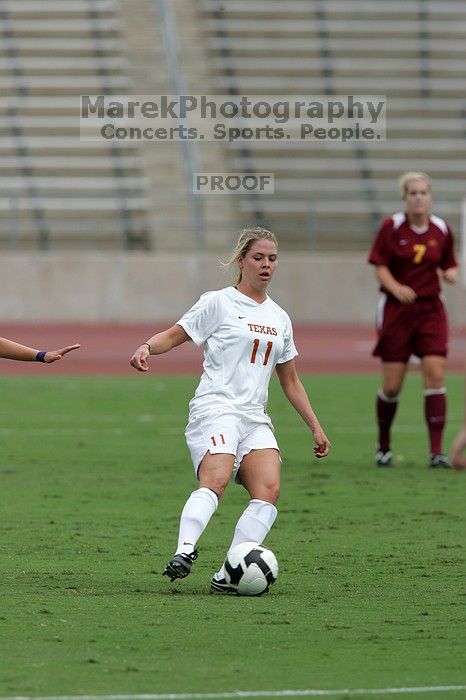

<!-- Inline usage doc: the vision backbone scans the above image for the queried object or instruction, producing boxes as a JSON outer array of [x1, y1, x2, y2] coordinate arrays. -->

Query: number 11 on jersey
[[250, 339, 273, 366]]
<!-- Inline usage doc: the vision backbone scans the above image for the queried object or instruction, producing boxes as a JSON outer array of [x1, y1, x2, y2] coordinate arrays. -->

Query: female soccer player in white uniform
[[130, 228, 331, 591]]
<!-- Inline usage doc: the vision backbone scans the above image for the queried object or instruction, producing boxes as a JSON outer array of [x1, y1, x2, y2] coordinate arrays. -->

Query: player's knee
[[383, 384, 401, 399], [208, 483, 227, 500], [255, 483, 280, 504], [425, 370, 444, 387], [200, 477, 228, 500]]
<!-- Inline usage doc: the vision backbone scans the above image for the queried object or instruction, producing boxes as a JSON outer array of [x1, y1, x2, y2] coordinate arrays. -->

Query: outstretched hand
[[44, 344, 80, 363]]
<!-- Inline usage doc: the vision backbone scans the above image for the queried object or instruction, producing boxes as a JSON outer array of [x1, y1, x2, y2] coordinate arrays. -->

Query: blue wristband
[[36, 351, 47, 363]]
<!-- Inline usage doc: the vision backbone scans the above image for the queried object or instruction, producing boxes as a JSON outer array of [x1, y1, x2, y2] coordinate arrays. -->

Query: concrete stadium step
[[0, 19, 121, 36], [2, 0, 118, 14], [232, 158, 466, 175], [0, 198, 151, 213], [0, 115, 132, 136], [0, 57, 128, 74], [0, 156, 143, 175], [0, 215, 149, 226], [0, 38, 122, 56], [0, 176, 149, 194], [6, 95, 463, 116], [0, 227, 151, 251], [0, 96, 115, 115], [0, 215, 151, 248], [211, 75, 466, 95], [0, 75, 128, 92], [211, 56, 466, 76], [238, 198, 455, 216], [0, 218, 149, 234], [0, 116, 128, 128], [226, 139, 466, 153], [206, 36, 466, 56], [203, 18, 466, 36], [3, 95, 460, 118], [0, 220, 148, 233], [201, 0, 466, 17], [268, 179, 466, 197], [380, 97, 466, 114], [0, 136, 134, 153]]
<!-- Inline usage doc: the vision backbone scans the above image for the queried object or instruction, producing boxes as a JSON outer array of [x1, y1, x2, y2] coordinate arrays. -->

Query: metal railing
[[154, 0, 206, 252]]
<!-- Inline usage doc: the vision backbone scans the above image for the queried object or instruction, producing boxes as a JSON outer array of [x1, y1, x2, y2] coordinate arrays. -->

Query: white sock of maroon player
[[175, 487, 218, 555], [424, 388, 446, 455], [376, 389, 399, 451], [215, 499, 277, 579]]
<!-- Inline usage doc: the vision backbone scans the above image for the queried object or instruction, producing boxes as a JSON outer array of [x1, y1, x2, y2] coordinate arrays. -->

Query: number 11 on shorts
[[250, 339, 273, 366], [210, 434, 225, 447]]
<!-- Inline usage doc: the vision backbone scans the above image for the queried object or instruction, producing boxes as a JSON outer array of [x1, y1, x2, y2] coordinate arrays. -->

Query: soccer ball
[[224, 541, 278, 596]]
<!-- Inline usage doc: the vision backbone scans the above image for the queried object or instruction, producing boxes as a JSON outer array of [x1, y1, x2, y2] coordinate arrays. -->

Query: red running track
[[1, 323, 465, 375]]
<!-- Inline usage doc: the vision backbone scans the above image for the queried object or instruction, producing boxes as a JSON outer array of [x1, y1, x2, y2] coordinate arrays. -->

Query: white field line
[[2, 686, 466, 700]]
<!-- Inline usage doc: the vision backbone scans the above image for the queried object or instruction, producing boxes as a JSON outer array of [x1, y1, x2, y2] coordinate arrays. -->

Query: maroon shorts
[[373, 295, 449, 362]]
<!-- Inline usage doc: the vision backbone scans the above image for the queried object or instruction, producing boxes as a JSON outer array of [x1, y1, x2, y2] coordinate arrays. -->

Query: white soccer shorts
[[185, 411, 279, 480]]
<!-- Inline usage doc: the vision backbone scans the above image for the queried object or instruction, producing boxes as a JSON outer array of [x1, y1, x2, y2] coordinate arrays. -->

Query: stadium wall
[[1, 253, 464, 325]]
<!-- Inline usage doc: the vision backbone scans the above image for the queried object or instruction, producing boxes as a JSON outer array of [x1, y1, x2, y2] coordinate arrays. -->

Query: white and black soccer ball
[[224, 541, 278, 596]]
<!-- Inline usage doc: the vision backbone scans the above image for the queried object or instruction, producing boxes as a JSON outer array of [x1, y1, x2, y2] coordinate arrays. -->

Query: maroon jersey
[[368, 212, 457, 299]]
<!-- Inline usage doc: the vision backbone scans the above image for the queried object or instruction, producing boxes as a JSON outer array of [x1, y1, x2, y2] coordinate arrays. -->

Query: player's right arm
[[130, 324, 190, 372], [375, 265, 417, 304], [369, 218, 416, 304]]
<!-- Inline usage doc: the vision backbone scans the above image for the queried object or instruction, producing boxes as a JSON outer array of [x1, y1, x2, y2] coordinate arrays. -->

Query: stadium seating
[[199, 0, 466, 250], [0, 0, 152, 249], [2, 0, 465, 251]]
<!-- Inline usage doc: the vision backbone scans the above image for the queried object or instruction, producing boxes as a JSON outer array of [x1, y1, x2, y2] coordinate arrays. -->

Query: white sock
[[378, 388, 399, 403], [216, 499, 277, 578], [175, 487, 218, 555]]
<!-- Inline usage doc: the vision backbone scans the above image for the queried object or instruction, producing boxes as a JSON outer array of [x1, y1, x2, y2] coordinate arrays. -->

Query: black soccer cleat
[[163, 548, 198, 582], [210, 574, 237, 594], [429, 453, 451, 469], [375, 447, 392, 467]]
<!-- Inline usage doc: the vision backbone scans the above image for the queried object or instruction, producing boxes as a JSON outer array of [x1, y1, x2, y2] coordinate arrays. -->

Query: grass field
[[0, 373, 465, 700]]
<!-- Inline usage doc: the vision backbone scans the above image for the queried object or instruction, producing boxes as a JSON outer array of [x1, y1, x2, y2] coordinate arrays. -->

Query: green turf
[[0, 374, 465, 699]]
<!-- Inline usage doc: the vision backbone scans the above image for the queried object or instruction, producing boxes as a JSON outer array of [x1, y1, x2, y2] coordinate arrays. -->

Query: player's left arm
[[275, 359, 331, 458], [0, 337, 80, 363], [440, 227, 458, 284], [442, 267, 458, 284]]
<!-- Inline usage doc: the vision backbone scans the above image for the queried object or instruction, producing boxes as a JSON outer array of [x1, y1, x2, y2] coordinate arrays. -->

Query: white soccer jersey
[[177, 286, 298, 417]]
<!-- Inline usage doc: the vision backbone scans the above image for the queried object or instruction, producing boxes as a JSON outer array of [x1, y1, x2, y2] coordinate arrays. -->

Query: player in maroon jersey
[[368, 172, 458, 468]]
